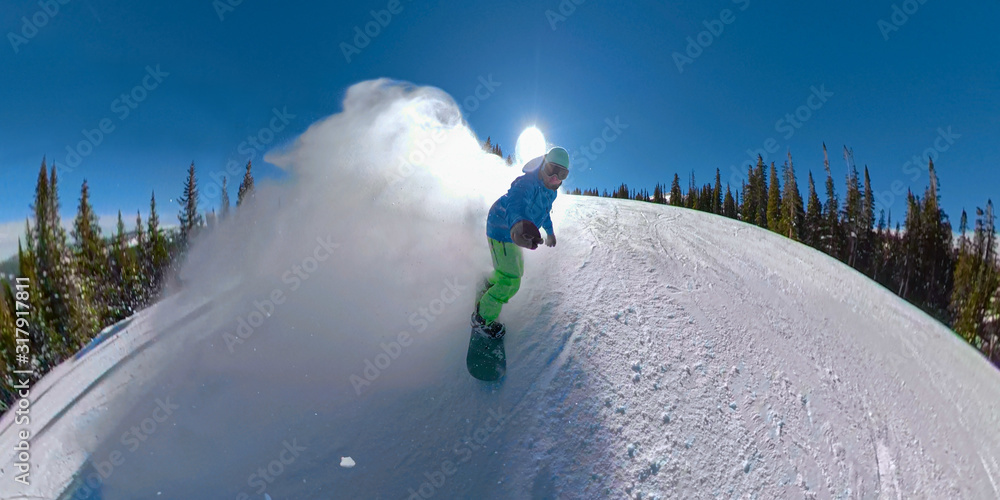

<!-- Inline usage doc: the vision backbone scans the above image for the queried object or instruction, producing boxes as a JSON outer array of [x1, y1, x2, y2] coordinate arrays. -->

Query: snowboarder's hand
[[511, 220, 544, 250], [545, 233, 556, 247]]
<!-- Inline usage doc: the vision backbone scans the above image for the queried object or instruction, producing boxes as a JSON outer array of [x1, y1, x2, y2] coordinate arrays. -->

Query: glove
[[545, 233, 556, 247], [511, 220, 544, 250]]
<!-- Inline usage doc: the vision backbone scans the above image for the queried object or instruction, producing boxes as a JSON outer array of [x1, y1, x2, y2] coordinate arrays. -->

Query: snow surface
[[2, 79, 999, 499], [1, 195, 999, 499]]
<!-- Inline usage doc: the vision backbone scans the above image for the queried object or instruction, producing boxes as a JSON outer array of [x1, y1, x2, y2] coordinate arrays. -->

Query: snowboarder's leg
[[477, 237, 524, 323]]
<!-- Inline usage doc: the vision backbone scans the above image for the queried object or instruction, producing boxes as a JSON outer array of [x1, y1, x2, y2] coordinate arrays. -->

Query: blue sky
[[1, 0, 998, 257]]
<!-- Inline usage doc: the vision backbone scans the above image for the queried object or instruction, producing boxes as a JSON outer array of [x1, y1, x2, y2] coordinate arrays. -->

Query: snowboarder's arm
[[542, 213, 553, 236]]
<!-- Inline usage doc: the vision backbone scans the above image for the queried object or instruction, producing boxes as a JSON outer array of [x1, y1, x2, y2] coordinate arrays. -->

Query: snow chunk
[[340, 456, 356, 468]]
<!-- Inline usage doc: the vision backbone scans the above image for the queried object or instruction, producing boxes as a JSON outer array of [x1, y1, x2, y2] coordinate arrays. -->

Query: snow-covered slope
[[3, 195, 999, 499]]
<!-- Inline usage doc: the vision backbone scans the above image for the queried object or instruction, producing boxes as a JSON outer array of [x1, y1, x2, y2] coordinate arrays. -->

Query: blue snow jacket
[[487, 156, 557, 243]]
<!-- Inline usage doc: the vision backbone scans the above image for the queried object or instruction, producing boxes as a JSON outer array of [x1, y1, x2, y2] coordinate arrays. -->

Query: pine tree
[[952, 209, 976, 341], [781, 153, 804, 241], [804, 172, 823, 250], [237, 160, 255, 207], [146, 191, 167, 292], [723, 184, 737, 219], [220, 177, 231, 219], [871, 208, 886, 284], [686, 172, 697, 209], [842, 151, 862, 268], [177, 162, 203, 247], [34, 162, 90, 358], [983, 204, 1000, 361], [951, 201, 998, 347], [899, 192, 921, 300], [669, 174, 683, 207], [859, 166, 876, 277], [713, 168, 722, 215], [29, 164, 51, 331], [821, 144, 842, 259], [755, 158, 769, 227], [105, 211, 133, 321], [766, 162, 782, 232], [35, 162, 63, 356], [918, 159, 954, 322], [135, 211, 148, 309], [741, 164, 757, 224], [652, 184, 664, 204], [698, 184, 713, 211], [26, 166, 51, 361], [884, 214, 904, 293], [109, 211, 128, 319], [72, 180, 109, 326]]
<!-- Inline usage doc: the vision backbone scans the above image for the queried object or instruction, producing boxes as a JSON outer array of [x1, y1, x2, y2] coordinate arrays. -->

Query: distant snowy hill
[[2, 195, 999, 500]]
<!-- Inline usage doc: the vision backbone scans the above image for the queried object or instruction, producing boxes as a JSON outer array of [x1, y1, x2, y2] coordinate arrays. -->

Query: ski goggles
[[543, 161, 569, 180]]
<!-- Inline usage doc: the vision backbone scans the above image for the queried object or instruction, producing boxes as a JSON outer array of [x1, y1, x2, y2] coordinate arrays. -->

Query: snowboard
[[467, 275, 506, 381], [466, 329, 506, 381]]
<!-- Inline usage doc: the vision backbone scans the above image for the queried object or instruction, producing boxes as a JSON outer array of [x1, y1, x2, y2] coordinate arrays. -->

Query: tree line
[[569, 144, 999, 364], [483, 136, 514, 166], [0, 158, 257, 413]]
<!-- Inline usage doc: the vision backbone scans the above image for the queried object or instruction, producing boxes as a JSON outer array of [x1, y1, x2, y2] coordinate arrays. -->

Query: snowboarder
[[472, 146, 570, 339]]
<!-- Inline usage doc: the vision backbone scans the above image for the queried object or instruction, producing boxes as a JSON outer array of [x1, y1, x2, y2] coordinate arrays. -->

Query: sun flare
[[515, 126, 546, 165]]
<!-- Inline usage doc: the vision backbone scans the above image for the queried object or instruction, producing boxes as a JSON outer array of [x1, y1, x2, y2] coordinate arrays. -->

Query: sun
[[514, 126, 546, 165]]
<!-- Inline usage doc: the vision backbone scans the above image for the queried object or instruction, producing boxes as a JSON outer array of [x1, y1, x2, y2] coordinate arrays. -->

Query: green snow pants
[[477, 237, 524, 324]]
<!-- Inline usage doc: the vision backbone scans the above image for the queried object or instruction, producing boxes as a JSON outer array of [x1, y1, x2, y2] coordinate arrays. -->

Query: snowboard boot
[[471, 312, 506, 340]]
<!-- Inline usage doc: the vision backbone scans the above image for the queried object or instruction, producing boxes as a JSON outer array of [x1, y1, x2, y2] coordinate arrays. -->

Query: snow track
[[3, 196, 999, 499]]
